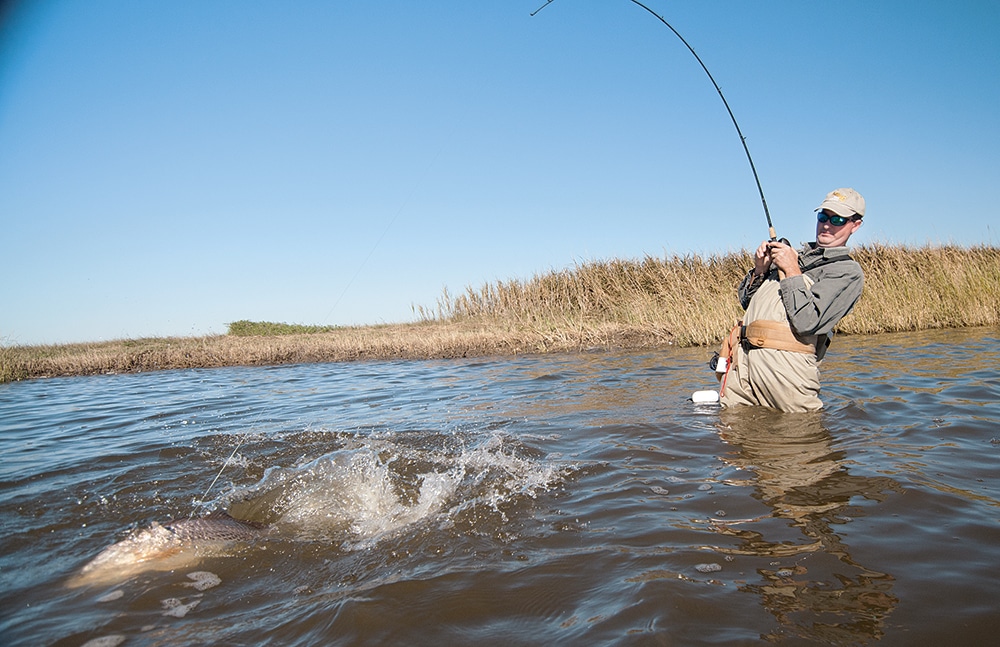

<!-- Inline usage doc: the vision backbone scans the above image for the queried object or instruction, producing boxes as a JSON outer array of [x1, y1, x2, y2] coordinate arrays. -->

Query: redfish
[[67, 511, 266, 588]]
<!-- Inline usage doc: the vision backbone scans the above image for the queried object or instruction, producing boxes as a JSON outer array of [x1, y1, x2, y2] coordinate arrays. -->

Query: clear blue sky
[[2, 1, 997, 346]]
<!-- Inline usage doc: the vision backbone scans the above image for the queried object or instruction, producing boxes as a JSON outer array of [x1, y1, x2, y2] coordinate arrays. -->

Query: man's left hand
[[766, 241, 801, 278]]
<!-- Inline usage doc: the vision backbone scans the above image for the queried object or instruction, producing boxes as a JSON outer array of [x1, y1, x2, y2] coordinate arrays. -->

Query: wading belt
[[742, 320, 817, 355]]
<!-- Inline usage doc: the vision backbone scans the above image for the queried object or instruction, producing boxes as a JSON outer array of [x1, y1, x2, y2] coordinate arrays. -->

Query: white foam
[[262, 448, 459, 545], [161, 597, 201, 617], [236, 431, 566, 548], [81, 636, 126, 647], [184, 571, 222, 590]]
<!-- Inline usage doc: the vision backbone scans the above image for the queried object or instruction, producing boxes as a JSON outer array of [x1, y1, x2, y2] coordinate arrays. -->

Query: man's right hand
[[753, 240, 773, 277]]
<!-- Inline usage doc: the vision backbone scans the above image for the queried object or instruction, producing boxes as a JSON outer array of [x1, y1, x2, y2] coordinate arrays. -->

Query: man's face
[[816, 209, 863, 248]]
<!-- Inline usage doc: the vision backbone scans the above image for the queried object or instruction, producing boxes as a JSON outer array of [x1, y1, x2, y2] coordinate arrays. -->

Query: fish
[[66, 511, 267, 588]]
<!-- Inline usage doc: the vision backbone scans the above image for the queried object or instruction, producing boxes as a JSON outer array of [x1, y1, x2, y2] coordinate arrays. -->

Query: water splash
[[227, 430, 570, 550]]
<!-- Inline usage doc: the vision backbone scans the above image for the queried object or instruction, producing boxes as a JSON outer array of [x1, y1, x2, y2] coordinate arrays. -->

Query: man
[[719, 188, 866, 412]]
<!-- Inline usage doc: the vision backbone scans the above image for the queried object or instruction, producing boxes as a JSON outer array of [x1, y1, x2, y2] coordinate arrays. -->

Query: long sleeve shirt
[[737, 243, 864, 337]]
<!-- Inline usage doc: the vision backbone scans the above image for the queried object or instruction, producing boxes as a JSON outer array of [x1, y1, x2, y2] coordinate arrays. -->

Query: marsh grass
[[845, 244, 1000, 333], [0, 322, 580, 383], [227, 320, 341, 336], [424, 244, 1000, 341], [3, 244, 998, 382], [420, 253, 752, 346]]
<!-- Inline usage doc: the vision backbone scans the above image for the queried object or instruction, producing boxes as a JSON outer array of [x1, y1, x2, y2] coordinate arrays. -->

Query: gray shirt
[[737, 243, 864, 337]]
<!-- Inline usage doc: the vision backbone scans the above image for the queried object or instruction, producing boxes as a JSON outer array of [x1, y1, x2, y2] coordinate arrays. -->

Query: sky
[[1, 0, 998, 346]]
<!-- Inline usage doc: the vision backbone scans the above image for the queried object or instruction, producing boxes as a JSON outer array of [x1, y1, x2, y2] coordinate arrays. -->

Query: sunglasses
[[817, 212, 860, 226]]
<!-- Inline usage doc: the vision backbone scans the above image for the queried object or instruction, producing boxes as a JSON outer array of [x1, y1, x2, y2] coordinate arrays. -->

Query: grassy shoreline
[[4, 244, 999, 383]]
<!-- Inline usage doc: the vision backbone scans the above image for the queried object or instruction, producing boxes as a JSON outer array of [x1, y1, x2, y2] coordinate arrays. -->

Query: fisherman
[[719, 188, 866, 412]]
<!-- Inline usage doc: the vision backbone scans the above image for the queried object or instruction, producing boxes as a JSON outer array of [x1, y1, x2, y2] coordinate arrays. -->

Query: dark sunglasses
[[817, 212, 860, 226]]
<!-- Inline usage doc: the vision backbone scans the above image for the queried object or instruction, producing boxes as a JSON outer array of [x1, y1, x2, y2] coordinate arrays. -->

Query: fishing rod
[[531, 0, 778, 242]]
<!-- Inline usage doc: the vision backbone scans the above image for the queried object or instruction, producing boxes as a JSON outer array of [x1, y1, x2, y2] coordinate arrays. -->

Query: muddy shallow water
[[1, 328, 998, 646]]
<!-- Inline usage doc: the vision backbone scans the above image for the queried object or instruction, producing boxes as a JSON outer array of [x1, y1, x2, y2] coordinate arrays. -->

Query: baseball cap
[[815, 188, 866, 218]]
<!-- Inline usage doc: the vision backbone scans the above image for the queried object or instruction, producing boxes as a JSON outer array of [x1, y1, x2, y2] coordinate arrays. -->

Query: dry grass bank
[[3, 244, 998, 383], [422, 252, 750, 347], [427, 243, 1000, 341], [845, 244, 1000, 333], [0, 321, 645, 383]]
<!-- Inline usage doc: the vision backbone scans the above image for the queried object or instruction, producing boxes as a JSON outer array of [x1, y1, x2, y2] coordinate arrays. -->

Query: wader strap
[[718, 322, 741, 368], [742, 320, 817, 355], [717, 322, 743, 393]]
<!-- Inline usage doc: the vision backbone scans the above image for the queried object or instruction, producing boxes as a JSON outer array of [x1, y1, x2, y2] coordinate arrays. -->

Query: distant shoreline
[[4, 244, 999, 383], [0, 320, 674, 383]]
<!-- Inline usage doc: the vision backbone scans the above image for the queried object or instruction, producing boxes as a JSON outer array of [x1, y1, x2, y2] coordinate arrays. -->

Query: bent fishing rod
[[532, 0, 779, 242]]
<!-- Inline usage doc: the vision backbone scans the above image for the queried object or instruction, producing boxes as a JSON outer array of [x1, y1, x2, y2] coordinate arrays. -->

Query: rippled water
[[1, 328, 998, 646]]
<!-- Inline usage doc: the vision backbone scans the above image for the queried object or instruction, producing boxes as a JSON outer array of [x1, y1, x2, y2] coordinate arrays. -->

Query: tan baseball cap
[[815, 188, 866, 218]]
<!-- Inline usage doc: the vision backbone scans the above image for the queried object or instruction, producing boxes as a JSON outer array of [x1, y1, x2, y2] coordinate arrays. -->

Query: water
[[1, 328, 998, 646]]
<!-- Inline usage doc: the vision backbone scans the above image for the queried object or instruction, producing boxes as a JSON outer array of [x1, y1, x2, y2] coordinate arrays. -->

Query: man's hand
[[752, 240, 773, 277], [765, 241, 801, 278]]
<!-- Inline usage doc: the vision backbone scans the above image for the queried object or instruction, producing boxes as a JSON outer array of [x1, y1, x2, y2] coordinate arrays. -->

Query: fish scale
[[163, 512, 266, 542]]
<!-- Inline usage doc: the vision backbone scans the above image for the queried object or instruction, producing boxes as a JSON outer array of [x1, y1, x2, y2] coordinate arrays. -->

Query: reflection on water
[[0, 328, 998, 646], [717, 408, 903, 643]]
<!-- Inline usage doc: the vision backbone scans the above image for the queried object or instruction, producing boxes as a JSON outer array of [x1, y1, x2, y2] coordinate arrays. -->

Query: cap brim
[[815, 200, 858, 218]]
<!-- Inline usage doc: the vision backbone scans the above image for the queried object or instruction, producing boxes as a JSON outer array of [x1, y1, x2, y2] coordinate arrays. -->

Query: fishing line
[[531, 0, 778, 241], [321, 145, 446, 326], [191, 408, 266, 517], [320, 204, 405, 325]]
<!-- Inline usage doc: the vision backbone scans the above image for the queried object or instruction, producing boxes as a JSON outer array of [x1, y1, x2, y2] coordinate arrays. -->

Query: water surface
[[1, 328, 998, 645]]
